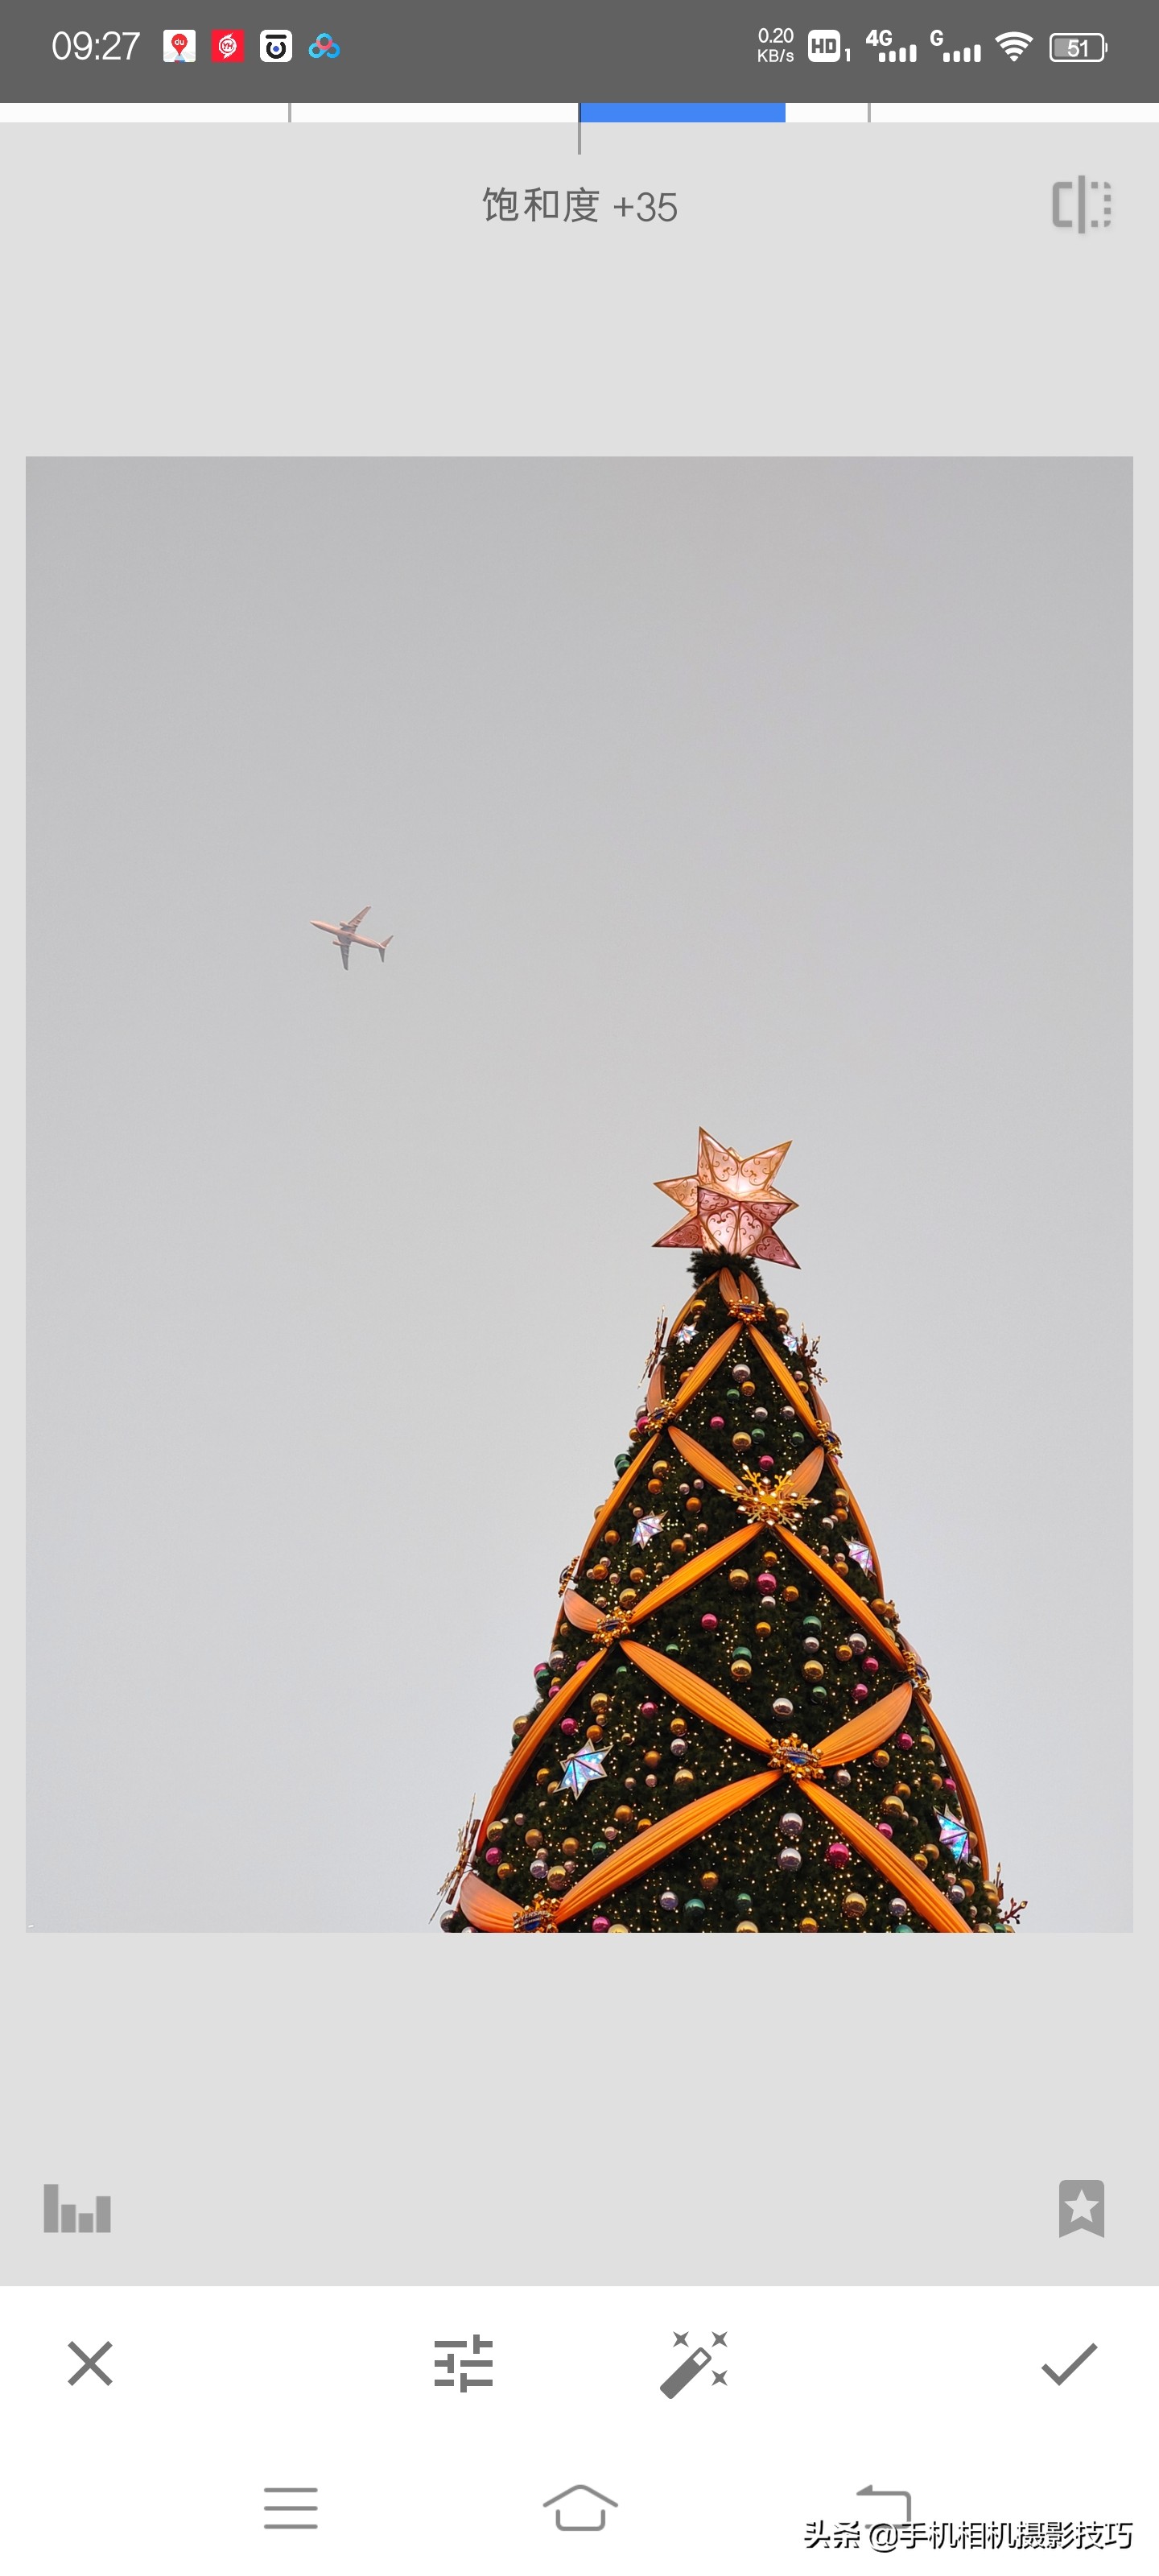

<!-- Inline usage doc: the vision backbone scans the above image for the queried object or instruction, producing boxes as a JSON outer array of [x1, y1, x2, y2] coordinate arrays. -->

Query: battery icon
[[1050, 32, 1107, 60]]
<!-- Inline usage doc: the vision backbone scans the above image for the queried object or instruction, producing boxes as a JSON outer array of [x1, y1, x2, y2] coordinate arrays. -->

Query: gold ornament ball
[[586, 1724, 604, 1744], [591, 1690, 610, 1711], [525, 1828, 542, 1849], [614, 1803, 634, 1826], [700, 1871, 720, 1893], [608, 1923, 630, 1934], [732, 1430, 753, 1451], [547, 1865, 567, 1892], [799, 1917, 819, 1934], [881, 1796, 905, 1819], [872, 1748, 891, 1769], [784, 1584, 800, 1604], [843, 1893, 868, 1923], [836, 1645, 852, 1664], [728, 1567, 750, 1589], [736, 1921, 760, 1934], [497, 1863, 514, 1881], [756, 1620, 771, 1638], [802, 1657, 823, 1682], [674, 1768, 695, 1790], [562, 1837, 579, 1858]]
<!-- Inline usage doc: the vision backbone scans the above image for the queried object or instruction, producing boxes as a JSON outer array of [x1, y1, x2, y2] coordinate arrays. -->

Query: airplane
[[311, 906, 393, 971]]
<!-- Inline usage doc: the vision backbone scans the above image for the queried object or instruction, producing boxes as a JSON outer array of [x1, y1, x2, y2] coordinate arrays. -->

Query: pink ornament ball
[[942, 1775, 958, 1796], [548, 1681, 561, 1696], [826, 1840, 851, 1868], [863, 1656, 879, 1675], [710, 1415, 725, 1430], [701, 1613, 718, 1631], [592, 1916, 610, 1932], [876, 1823, 894, 1839], [898, 1732, 914, 1750], [559, 1715, 578, 1736], [640, 1702, 657, 1717], [757, 1571, 777, 1593], [760, 1453, 775, 1469], [485, 1846, 501, 1866], [852, 1682, 868, 1704]]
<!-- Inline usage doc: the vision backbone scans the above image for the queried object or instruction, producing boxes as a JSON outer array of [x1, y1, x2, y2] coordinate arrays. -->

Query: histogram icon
[[44, 2183, 110, 2235]]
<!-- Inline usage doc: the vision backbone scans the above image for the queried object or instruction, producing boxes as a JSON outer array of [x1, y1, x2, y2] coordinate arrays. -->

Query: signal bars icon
[[996, 28, 1034, 56]]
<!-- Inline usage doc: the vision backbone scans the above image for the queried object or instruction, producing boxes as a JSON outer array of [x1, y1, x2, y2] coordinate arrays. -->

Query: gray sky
[[27, 457, 1131, 1932]]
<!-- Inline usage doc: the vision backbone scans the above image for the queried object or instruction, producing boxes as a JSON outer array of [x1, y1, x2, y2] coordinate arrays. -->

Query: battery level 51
[[1050, 31, 1107, 60]]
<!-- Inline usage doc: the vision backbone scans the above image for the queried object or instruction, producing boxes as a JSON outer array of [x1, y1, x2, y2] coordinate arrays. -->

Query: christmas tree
[[443, 1131, 1005, 1935]]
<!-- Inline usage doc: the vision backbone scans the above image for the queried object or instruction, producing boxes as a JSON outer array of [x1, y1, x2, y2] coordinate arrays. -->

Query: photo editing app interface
[[2, 7, 1155, 2568]]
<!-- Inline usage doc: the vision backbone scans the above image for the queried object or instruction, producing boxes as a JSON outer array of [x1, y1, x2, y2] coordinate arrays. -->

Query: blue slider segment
[[581, 102, 786, 122]]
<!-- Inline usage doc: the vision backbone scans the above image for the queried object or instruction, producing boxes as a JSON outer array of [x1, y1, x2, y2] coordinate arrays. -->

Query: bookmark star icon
[[1064, 2187, 1100, 2228]]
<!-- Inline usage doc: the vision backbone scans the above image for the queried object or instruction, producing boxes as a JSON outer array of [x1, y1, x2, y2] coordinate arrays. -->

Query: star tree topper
[[654, 1129, 799, 1267]]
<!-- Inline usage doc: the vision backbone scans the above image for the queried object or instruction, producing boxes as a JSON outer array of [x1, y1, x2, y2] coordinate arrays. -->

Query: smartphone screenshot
[[2, 6, 1152, 2566]]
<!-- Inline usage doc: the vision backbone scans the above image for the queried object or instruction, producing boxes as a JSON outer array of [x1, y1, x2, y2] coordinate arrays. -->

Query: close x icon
[[68, 2339, 112, 2386]]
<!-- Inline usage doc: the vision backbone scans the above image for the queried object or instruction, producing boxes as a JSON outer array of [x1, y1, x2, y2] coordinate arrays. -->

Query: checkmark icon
[[1041, 2342, 1097, 2385]]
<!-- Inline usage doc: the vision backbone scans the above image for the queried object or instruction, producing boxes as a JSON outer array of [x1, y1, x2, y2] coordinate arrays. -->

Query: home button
[[543, 2484, 619, 2533]]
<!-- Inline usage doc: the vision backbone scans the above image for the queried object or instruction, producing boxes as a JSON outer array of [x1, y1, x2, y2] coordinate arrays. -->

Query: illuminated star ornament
[[938, 1811, 971, 1864], [560, 1743, 608, 1800], [654, 1129, 799, 1267]]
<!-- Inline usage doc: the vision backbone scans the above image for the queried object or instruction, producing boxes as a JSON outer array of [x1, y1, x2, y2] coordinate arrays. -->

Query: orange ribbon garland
[[481, 1523, 761, 1838], [800, 1781, 970, 1933], [748, 1324, 882, 1579]]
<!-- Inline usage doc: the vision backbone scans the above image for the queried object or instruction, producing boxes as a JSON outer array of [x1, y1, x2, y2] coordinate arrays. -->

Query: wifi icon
[[996, 28, 1033, 57]]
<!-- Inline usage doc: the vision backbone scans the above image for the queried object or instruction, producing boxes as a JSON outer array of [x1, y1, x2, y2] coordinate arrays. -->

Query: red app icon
[[211, 27, 245, 60]]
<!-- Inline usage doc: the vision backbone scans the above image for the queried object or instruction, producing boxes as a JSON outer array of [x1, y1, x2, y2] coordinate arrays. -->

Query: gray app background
[[27, 456, 1130, 1935]]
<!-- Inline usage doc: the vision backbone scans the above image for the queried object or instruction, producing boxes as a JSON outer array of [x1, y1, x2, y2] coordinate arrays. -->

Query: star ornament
[[560, 1743, 608, 1800], [654, 1129, 798, 1267]]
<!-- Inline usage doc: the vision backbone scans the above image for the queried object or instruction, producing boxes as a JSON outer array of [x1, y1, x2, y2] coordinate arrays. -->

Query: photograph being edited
[[26, 457, 1131, 1936]]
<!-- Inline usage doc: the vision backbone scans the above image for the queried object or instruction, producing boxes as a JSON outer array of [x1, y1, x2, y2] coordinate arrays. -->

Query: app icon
[[210, 27, 245, 61], [259, 27, 292, 59], [308, 29, 340, 57], [163, 27, 197, 59]]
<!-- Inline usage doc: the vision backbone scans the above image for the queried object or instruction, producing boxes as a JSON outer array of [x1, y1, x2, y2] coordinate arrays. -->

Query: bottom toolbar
[[0, 2284, 1147, 2570]]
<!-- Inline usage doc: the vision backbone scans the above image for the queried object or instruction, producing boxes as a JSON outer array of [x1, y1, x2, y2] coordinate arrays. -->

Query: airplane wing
[[338, 938, 352, 969], [344, 905, 370, 930]]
